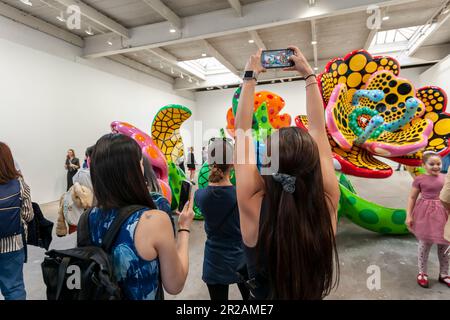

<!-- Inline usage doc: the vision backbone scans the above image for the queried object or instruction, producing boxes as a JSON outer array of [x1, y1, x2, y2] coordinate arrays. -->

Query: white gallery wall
[[195, 65, 429, 142], [0, 17, 196, 204], [420, 54, 450, 94]]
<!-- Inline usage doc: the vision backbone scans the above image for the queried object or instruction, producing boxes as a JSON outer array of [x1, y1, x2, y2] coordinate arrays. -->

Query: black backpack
[[41, 205, 148, 300]]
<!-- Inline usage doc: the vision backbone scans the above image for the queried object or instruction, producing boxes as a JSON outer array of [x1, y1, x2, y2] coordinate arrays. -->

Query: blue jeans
[[0, 249, 26, 300]]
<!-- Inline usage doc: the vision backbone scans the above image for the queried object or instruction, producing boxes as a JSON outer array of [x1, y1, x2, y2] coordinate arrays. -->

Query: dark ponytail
[[259, 127, 339, 299], [208, 138, 234, 183]]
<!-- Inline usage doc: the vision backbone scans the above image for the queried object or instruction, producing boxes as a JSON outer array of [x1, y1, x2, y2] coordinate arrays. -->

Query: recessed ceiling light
[[107, 39, 113, 46], [442, 8, 449, 15], [169, 28, 176, 33], [85, 26, 94, 36], [180, 73, 184, 79], [382, 16, 390, 21], [201, 53, 207, 57], [311, 40, 318, 45], [20, 0, 32, 6], [314, 67, 319, 71], [188, 77, 193, 83], [248, 39, 255, 44], [56, 11, 65, 22]]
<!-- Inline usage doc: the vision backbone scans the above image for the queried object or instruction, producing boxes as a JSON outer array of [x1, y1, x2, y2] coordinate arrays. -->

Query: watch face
[[244, 71, 254, 78]]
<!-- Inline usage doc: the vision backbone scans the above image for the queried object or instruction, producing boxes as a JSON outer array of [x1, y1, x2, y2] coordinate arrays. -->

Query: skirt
[[411, 198, 450, 245]]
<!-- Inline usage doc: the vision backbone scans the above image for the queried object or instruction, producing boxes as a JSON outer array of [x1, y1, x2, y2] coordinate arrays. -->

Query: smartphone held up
[[261, 49, 295, 69], [178, 180, 192, 213]]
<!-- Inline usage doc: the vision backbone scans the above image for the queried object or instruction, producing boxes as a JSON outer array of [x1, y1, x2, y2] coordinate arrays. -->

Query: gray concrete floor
[[11, 170, 450, 300]]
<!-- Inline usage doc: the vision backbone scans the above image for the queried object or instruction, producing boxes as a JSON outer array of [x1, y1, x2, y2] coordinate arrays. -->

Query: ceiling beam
[[201, 39, 239, 75], [84, 0, 421, 58], [364, 29, 377, 50], [406, 0, 450, 56], [53, 0, 129, 38], [227, 0, 242, 17], [109, 55, 174, 83], [142, 0, 181, 29], [249, 30, 266, 50], [148, 48, 206, 80], [0, 1, 84, 47]]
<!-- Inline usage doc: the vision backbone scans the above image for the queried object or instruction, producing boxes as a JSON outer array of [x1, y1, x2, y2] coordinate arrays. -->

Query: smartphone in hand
[[178, 180, 192, 213], [261, 49, 295, 69]]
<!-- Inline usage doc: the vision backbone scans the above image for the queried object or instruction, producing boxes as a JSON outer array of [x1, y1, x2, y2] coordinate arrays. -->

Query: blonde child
[[406, 151, 450, 288]]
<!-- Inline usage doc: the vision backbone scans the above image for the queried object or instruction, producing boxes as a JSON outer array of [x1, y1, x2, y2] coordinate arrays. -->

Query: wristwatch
[[243, 70, 258, 81]]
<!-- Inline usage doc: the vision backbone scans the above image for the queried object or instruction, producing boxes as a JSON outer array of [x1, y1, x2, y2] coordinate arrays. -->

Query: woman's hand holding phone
[[244, 49, 266, 75], [178, 190, 195, 230], [283, 45, 314, 77]]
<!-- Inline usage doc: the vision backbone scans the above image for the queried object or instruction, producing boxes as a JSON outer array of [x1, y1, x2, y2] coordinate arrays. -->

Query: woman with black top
[[186, 147, 196, 181], [234, 47, 340, 300], [195, 139, 249, 300], [65, 149, 80, 191]]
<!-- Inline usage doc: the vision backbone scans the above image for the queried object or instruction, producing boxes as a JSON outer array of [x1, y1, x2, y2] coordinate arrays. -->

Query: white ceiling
[[0, 0, 449, 91]]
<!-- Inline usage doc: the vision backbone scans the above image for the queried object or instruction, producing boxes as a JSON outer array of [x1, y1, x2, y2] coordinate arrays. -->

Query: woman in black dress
[[187, 147, 196, 181], [65, 149, 80, 190]]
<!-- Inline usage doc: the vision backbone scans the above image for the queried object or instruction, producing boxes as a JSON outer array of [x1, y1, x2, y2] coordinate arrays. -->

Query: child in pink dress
[[406, 152, 450, 288]]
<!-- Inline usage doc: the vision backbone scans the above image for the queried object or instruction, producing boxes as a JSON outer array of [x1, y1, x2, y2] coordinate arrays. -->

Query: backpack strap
[[77, 208, 93, 247], [101, 205, 148, 253]]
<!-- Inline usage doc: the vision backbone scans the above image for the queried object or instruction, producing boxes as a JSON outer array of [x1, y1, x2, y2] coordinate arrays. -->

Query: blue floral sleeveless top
[[89, 207, 160, 300]]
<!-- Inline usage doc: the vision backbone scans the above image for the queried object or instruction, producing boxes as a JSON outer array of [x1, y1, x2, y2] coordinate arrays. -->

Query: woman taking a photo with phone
[[234, 47, 340, 299], [87, 133, 194, 299], [195, 139, 249, 300]]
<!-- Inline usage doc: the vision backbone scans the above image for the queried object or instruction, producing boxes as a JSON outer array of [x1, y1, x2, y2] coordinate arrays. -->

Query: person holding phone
[[194, 139, 249, 301], [234, 47, 340, 299], [88, 133, 195, 299], [65, 149, 80, 191]]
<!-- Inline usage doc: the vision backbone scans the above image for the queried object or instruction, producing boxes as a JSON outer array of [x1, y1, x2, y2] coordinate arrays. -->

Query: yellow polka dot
[[347, 73, 362, 88], [333, 71, 338, 77], [378, 66, 384, 71], [333, 78, 338, 84], [348, 88, 357, 98], [435, 103, 443, 110], [338, 63, 348, 75], [338, 76, 347, 84], [437, 144, 446, 150], [435, 119, 450, 135], [434, 92, 440, 97], [334, 148, 348, 157], [363, 74, 371, 83], [438, 97, 444, 102], [431, 99, 437, 105], [426, 106, 433, 112], [393, 65, 398, 69], [388, 61, 393, 66], [365, 61, 377, 73], [349, 54, 367, 72], [429, 138, 444, 146], [380, 58, 388, 66], [331, 63, 337, 70], [428, 89, 433, 94]]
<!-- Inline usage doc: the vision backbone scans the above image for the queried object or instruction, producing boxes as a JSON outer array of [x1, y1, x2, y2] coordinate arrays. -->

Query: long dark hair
[[142, 156, 162, 194], [0, 142, 21, 184], [259, 127, 339, 299], [90, 134, 156, 210]]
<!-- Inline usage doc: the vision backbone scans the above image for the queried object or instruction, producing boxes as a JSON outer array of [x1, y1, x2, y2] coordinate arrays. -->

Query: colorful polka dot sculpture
[[338, 173, 409, 235], [152, 105, 192, 164], [295, 49, 450, 179], [226, 88, 291, 139], [111, 121, 171, 203]]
